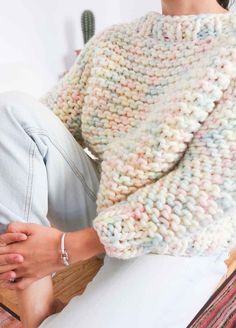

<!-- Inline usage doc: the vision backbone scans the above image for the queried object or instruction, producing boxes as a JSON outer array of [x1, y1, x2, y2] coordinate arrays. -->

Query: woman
[[0, 0, 236, 327]]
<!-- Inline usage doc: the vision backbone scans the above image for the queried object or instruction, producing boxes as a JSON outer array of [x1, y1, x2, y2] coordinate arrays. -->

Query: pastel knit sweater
[[42, 11, 236, 259]]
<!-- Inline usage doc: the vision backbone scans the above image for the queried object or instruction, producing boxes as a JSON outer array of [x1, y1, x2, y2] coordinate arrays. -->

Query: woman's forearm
[[65, 227, 105, 264], [0, 224, 106, 290]]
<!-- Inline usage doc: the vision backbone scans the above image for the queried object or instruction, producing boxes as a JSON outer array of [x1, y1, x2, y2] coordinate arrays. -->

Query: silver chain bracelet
[[60, 233, 70, 266]]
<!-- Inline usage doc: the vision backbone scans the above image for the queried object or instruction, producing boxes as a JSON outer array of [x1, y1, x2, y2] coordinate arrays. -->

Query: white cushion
[[40, 252, 228, 328]]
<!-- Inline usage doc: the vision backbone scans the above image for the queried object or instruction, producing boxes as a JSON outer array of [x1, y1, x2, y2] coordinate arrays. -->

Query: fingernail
[[19, 235, 27, 240], [14, 255, 22, 262]]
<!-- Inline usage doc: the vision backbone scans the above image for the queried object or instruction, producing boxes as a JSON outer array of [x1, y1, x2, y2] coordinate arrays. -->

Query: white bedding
[[40, 252, 228, 328]]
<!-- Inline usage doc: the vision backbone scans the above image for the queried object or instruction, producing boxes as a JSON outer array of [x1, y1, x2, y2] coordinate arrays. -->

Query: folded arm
[[93, 101, 236, 259]]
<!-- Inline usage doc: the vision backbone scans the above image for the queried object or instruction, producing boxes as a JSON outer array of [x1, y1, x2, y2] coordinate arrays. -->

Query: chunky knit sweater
[[42, 11, 236, 259]]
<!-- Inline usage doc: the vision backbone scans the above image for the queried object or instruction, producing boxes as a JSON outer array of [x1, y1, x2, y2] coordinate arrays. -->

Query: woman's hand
[[0, 232, 27, 281], [0, 222, 65, 290]]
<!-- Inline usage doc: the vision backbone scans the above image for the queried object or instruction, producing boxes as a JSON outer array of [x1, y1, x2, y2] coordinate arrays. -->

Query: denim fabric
[[0, 91, 100, 233]]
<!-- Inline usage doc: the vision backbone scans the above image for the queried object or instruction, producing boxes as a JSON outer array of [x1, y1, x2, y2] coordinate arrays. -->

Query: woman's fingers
[[0, 254, 24, 265], [2, 277, 35, 291], [0, 233, 27, 246], [0, 264, 20, 274], [0, 270, 16, 282]]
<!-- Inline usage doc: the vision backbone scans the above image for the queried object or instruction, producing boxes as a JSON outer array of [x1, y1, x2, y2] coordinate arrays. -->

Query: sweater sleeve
[[93, 100, 236, 259], [40, 35, 97, 146]]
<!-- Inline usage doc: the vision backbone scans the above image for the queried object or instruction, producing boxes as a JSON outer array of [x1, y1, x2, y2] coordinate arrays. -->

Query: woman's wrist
[[64, 228, 105, 264]]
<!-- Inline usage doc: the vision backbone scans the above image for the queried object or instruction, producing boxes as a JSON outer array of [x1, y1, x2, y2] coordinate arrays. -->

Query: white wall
[[1, 1, 235, 97], [120, 0, 161, 22], [0, 0, 122, 96]]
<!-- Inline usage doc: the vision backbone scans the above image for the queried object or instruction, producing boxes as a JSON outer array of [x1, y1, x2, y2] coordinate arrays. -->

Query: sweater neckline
[[140, 11, 236, 42]]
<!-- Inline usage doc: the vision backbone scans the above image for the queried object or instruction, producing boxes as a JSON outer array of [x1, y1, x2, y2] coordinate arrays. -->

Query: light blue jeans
[[0, 91, 101, 234], [0, 91, 229, 328]]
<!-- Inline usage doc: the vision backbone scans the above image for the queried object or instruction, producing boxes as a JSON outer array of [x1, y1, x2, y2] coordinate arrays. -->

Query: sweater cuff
[[92, 201, 153, 259]]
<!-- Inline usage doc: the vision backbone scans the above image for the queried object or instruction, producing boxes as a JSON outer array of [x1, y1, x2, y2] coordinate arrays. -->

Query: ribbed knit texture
[[42, 11, 236, 259]]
